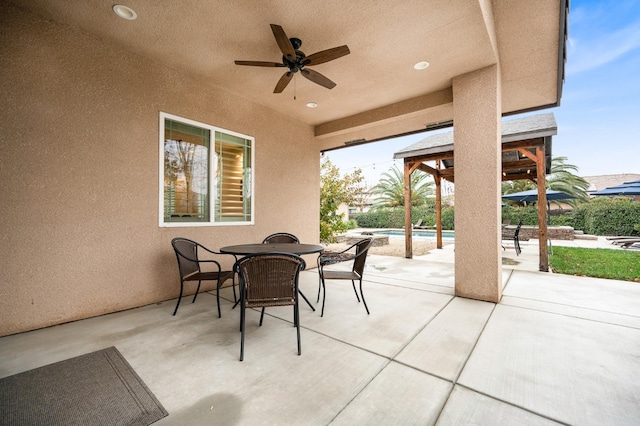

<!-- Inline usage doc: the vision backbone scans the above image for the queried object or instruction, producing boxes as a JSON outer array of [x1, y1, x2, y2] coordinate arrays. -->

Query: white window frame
[[158, 112, 255, 227]]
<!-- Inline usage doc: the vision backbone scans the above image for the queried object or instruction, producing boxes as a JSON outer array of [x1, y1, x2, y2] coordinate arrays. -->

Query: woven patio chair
[[502, 221, 522, 256], [235, 252, 306, 361], [171, 238, 237, 318], [262, 232, 300, 244], [317, 237, 374, 317]]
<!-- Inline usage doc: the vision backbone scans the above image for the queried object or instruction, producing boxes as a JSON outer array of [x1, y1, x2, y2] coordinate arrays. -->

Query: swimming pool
[[373, 229, 455, 240]]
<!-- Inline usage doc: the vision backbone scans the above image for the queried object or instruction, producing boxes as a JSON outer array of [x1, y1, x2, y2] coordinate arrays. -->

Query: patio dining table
[[220, 243, 325, 311], [220, 243, 324, 256]]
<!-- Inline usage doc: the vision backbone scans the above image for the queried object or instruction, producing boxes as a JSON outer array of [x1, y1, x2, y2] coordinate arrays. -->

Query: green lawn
[[549, 246, 640, 282]]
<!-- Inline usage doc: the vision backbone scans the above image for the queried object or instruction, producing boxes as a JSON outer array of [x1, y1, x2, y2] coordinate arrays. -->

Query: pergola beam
[[502, 159, 537, 170], [502, 172, 538, 181]]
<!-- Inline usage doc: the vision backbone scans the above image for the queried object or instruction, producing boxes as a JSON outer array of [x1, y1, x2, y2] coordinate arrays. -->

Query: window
[[159, 112, 253, 227]]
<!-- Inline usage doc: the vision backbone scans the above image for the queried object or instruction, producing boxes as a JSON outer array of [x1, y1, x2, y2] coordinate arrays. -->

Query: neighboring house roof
[[584, 174, 640, 192]]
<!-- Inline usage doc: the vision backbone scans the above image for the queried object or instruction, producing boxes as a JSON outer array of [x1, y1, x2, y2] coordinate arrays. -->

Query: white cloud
[[567, 2, 640, 75]]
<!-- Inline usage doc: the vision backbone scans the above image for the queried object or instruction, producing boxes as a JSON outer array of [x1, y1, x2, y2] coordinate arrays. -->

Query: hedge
[[353, 197, 640, 236], [354, 205, 455, 230], [502, 197, 640, 236], [581, 197, 640, 236]]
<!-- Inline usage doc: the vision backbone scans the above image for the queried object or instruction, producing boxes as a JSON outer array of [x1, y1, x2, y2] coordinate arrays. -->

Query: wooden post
[[435, 160, 443, 249], [536, 146, 549, 271], [404, 161, 413, 259]]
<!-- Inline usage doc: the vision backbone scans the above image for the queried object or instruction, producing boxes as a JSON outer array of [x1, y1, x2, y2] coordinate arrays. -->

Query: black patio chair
[[317, 237, 374, 317], [502, 221, 522, 256], [171, 238, 237, 317], [262, 233, 300, 244], [235, 253, 306, 361]]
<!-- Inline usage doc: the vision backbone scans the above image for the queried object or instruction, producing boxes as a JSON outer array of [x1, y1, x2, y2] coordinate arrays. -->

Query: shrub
[[355, 205, 456, 229], [345, 219, 358, 230], [503, 198, 640, 236], [356, 198, 640, 236], [441, 206, 455, 230], [501, 204, 539, 226], [581, 197, 640, 236]]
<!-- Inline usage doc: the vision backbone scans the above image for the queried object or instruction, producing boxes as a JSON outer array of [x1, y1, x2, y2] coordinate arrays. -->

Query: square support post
[[452, 65, 502, 303]]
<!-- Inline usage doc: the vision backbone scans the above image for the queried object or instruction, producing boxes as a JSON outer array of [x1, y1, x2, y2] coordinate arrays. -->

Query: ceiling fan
[[235, 24, 350, 93]]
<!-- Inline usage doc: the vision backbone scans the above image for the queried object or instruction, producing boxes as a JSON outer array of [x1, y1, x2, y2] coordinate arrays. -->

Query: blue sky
[[327, 0, 640, 187]]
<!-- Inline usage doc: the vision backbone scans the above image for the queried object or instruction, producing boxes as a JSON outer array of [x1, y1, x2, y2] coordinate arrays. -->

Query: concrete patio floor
[[1, 238, 639, 425]]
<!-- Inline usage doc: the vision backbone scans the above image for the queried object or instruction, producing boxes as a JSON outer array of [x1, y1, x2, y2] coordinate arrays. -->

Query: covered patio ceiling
[[8, 0, 568, 142]]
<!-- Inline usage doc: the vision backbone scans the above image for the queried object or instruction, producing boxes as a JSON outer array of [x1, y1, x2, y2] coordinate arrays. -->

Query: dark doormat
[[0, 346, 168, 426]]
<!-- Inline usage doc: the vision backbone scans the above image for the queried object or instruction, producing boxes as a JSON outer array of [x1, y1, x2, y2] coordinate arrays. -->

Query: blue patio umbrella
[[591, 180, 640, 196], [501, 189, 575, 203], [502, 189, 575, 226]]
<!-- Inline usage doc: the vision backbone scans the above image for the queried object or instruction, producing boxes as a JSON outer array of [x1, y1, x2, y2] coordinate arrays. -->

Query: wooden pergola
[[393, 113, 557, 271]]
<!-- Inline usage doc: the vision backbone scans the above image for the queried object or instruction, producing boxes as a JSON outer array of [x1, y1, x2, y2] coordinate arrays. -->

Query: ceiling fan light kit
[[235, 24, 350, 94]]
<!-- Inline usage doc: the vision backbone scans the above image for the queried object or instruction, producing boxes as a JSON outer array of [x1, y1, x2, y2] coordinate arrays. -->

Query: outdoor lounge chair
[[614, 238, 640, 249], [502, 221, 522, 256], [262, 232, 300, 244], [317, 237, 374, 317], [610, 237, 640, 244], [415, 222, 435, 230], [235, 253, 306, 361], [171, 238, 237, 318]]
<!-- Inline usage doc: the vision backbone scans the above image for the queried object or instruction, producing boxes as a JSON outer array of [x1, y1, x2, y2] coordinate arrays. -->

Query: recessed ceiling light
[[306, 102, 318, 108], [414, 61, 430, 70], [113, 4, 137, 20]]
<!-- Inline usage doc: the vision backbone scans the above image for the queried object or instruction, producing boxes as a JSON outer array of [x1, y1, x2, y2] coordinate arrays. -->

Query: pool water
[[373, 229, 455, 240]]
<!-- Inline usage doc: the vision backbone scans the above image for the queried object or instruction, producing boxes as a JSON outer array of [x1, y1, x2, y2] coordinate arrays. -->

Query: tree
[[370, 164, 433, 209], [164, 138, 208, 215], [501, 156, 589, 206], [320, 158, 366, 242], [501, 179, 535, 196], [547, 156, 590, 204]]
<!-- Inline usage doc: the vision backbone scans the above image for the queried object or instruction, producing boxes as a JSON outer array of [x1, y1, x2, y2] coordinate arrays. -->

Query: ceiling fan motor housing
[[283, 39, 306, 72]]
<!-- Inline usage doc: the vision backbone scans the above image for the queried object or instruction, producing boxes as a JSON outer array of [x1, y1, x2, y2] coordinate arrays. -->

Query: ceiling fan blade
[[235, 60, 286, 67], [270, 24, 295, 61], [300, 68, 336, 89], [274, 71, 293, 93], [303, 45, 350, 66]]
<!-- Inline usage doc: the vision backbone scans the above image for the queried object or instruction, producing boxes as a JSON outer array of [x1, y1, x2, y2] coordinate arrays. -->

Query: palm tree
[[547, 156, 590, 203], [370, 164, 434, 208], [501, 156, 589, 207], [501, 179, 535, 195]]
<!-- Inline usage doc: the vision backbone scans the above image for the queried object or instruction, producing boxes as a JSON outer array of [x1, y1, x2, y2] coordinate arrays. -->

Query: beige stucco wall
[[0, 5, 319, 336], [452, 65, 503, 303]]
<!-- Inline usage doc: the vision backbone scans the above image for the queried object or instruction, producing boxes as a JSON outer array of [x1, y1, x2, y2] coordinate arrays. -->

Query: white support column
[[452, 65, 502, 303]]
